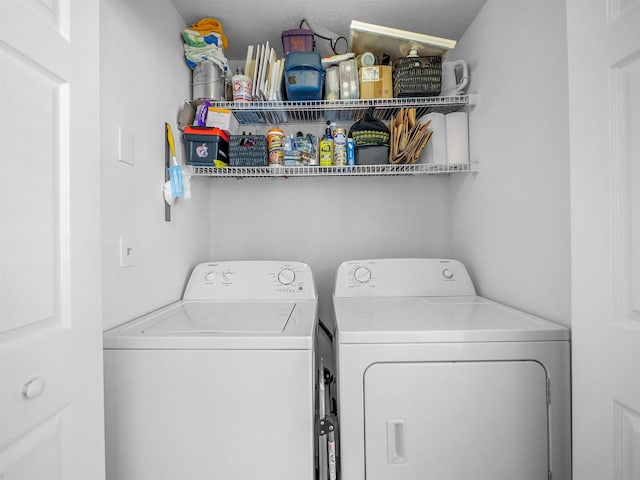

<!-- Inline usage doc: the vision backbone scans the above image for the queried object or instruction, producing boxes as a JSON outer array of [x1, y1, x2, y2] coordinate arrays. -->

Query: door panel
[[0, 48, 60, 334], [364, 361, 549, 480], [0, 412, 66, 480], [567, 0, 640, 478], [610, 7, 640, 326], [613, 401, 640, 480], [0, 0, 104, 478]]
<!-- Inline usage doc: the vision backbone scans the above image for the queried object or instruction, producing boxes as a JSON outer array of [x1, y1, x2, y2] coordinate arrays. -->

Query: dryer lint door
[[364, 361, 549, 480]]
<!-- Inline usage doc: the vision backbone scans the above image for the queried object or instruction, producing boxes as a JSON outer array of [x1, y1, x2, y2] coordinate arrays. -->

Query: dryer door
[[364, 361, 549, 480]]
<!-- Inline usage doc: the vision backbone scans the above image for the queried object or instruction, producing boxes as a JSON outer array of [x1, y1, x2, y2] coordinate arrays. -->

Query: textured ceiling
[[170, 0, 488, 60]]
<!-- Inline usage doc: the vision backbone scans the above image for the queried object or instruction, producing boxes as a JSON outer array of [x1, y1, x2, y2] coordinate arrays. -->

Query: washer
[[332, 258, 571, 480], [104, 260, 318, 480]]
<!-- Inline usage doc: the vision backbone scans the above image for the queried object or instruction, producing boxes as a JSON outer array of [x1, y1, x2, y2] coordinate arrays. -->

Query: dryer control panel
[[334, 258, 476, 297], [184, 261, 317, 300]]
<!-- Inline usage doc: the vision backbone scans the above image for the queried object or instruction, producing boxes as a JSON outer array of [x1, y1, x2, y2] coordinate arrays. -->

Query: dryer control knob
[[442, 268, 454, 280], [278, 268, 296, 285], [204, 271, 216, 282], [354, 266, 372, 284]]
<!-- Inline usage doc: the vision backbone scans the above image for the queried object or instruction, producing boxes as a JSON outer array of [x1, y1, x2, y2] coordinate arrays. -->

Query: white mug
[[440, 59, 469, 96]]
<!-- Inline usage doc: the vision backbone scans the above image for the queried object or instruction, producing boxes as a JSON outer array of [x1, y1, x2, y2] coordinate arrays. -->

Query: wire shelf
[[191, 163, 477, 178], [206, 95, 474, 125]]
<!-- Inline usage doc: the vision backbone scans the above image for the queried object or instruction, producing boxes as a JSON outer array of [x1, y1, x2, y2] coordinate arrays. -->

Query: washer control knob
[[222, 271, 233, 282], [354, 266, 372, 284], [442, 268, 454, 280], [204, 271, 216, 282], [278, 268, 296, 285]]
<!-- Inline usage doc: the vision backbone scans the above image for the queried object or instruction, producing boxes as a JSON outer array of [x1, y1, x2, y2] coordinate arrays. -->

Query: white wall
[[449, 0, 572, 325], [206, 1, 572, 327], [100, 0, 210, 330], [98, 0, 571, 330], [207, 175, 452, 325]]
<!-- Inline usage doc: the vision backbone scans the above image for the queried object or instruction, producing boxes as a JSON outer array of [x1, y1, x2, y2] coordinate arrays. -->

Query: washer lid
[[104, 299, 317, 350], [334, 296, 569, 343], [143, 302, 294, 334]]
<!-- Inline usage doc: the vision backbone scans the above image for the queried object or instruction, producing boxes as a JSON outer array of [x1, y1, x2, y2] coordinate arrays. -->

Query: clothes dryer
[[333, 258, 571, 480], [104, 261, 318, 480]]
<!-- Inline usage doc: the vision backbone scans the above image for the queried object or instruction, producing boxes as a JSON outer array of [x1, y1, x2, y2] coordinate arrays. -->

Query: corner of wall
[[100, 0, 211, 330], [447, 0, 571, 326]]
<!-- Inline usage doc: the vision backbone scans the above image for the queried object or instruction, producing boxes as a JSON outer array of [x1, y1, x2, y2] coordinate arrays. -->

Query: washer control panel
[[335, 258, 476, 297], [353, 266, 373, 284], [184, 261, 316, 300]]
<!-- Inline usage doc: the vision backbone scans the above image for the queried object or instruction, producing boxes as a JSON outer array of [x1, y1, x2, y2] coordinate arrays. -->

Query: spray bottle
[[319, 121, 334, 167], [346, 135, 355, 168]]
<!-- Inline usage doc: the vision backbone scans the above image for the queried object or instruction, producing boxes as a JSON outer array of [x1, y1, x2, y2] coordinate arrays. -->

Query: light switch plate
[[119, 234, 136, 267]]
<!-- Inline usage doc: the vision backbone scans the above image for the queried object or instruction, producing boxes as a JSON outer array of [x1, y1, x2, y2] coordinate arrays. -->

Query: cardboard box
[[205, 107, 238, 133], [358, 66, 393, 99]]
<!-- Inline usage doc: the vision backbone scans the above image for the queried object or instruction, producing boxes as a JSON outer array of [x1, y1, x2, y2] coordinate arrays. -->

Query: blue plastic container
[[284, 52, 325, 101]]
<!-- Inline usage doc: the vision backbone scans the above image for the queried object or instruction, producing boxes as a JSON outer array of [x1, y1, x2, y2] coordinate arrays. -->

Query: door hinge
[[548, 470, 552, 480], [318, 416, 336, 436], [546, 377, 551, 405]]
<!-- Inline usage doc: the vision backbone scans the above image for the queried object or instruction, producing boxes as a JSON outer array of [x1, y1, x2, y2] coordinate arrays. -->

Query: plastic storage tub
[[355, 145, 389, 165], [339, 59, 359, 100], [183, 126, 229, 167], [285, 52, 325, 101], [282, 29, 314, 55]]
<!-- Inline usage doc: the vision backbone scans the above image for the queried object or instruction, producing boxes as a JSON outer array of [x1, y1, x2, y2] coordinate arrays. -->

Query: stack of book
[[243, 42, 285, 101]]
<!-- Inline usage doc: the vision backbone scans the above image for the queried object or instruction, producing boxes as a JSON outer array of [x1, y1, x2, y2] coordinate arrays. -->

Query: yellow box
[[358, 66, 393, 99]]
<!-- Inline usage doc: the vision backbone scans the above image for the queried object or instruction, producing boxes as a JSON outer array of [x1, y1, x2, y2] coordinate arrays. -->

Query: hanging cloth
[[189, 18, 228, 50], [182, 28, 223, 48], [183, 43, 228, 72]]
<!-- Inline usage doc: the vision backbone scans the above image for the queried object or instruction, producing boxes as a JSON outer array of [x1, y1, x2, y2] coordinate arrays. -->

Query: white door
[[0, 1, 104, 479], [567, 0, 640, 479]]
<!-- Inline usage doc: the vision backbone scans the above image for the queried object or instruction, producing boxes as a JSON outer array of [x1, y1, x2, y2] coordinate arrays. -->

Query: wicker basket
[[393, 55, 442, 97], [228, 134, 268, 167]]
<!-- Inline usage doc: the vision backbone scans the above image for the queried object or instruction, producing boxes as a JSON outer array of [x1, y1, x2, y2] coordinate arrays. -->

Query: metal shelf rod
[[191, 163, 478, 178], [203, 95, 472, 125]]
